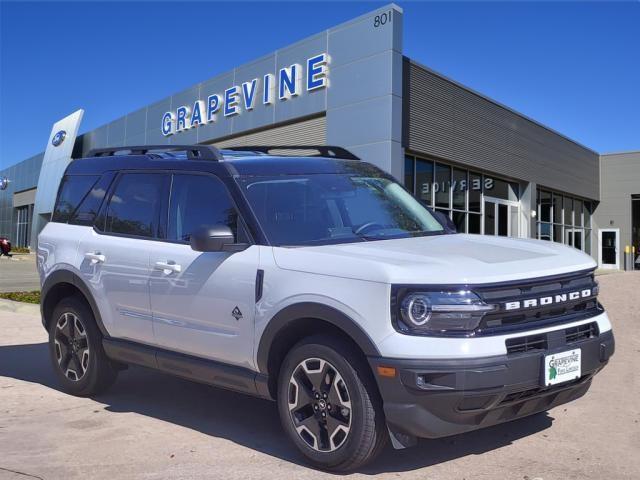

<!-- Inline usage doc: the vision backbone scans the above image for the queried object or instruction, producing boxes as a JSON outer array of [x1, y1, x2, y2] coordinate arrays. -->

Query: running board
[[103, 338, 272, 400]]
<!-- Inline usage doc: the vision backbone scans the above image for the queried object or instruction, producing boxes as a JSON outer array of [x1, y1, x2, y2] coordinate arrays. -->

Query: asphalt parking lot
[[0, 272, 638, 480], [0, 255, 40, 293]]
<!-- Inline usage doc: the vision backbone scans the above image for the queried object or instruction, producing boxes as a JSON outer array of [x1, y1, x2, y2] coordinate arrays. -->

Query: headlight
[[397, 290, 496, 335]]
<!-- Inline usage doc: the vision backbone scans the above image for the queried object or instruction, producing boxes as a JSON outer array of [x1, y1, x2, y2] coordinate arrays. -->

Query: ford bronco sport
[[38, 144, 614, 471]]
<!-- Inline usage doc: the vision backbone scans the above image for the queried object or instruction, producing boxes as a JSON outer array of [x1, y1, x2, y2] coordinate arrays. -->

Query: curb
[[0, 298, 41, 315]]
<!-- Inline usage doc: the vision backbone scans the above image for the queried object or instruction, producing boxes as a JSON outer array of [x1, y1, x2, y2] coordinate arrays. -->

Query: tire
[[48, 295, 117, 396], [277, 335, 387, 472]]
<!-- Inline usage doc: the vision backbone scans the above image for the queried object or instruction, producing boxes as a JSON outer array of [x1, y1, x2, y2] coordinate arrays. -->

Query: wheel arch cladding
[[257, 302, 381, 398], [41, 270, 108, 336]]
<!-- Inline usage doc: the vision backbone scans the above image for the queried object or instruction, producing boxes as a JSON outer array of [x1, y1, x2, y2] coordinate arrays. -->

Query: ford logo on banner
[[0, 176, 9, 191], [52, 130, 67, 147]]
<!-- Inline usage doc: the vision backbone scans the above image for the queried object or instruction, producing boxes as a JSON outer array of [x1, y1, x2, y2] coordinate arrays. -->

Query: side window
[[69, 173, 114, 226], [52, 175, 100, 223], [103, 173, 165, 238], [168, 174, 240, 243]]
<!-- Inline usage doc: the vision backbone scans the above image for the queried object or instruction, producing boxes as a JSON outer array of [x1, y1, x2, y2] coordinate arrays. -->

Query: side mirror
[[431, 210, 457, 234], [190, 225, 236, 252]]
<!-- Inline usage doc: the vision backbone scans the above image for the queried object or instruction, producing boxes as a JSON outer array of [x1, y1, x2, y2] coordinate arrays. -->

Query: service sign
[[162, 53, 329, 137]]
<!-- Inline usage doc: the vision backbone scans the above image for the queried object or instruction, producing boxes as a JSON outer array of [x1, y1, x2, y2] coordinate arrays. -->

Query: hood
[[272, 234, 596, 285]]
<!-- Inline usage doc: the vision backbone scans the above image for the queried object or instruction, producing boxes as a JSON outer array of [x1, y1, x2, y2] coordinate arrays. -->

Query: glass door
[[599, 229, 619, 269], [483, 197, 520, 237]]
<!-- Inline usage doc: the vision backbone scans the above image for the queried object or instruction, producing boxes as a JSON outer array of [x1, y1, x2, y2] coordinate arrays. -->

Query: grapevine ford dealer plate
[[544, 349, 582, 386]]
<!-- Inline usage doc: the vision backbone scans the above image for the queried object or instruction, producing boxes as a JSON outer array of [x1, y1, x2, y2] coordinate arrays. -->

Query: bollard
[[624, 245, 630, 271]]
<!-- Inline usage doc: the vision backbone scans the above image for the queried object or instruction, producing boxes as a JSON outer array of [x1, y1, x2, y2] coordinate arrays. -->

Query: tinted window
[[70, 173, 114, 226], [168, 174, 238, 243], [103, 173, 165, 237], [52, 175, 100, 223], [239, 174, 444, 246]]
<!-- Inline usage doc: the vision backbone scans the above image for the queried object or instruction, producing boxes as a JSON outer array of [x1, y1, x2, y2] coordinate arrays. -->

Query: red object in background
[[0, 237, 11, 256]]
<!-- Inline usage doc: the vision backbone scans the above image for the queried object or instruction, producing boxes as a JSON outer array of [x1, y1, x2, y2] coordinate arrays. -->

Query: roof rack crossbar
[[86, 145, 223, 161], [224, 145, 360, 160]]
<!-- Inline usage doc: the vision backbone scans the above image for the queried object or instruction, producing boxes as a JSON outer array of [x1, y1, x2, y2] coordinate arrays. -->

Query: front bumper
[[369, 329, 614, 442]]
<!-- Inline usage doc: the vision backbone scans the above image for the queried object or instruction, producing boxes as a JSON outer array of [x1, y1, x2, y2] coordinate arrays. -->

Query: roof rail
[[224, 145, 360, 160], [86, 145, 223, 161]]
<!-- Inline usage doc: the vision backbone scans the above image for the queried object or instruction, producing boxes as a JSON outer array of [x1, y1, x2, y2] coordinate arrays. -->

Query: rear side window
[[102, 173, 165, 238], [52, 175, 100, 223], [71, 173, 114, 226]]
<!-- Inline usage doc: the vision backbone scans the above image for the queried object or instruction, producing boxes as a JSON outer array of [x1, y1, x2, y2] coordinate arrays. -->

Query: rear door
[[148, 173, 258, 368], [78, 172, 168, 343]]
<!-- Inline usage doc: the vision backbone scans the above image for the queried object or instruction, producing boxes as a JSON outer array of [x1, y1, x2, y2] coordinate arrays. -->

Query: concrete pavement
[[0, 272, 638, 480]]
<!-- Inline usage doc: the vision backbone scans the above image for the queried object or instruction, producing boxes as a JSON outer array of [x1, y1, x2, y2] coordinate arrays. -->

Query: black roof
[[65, 145, 383, 177]]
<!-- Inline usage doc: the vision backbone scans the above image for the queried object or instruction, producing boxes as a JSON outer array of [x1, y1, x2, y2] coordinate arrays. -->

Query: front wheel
[[277, 335, 387, 471]]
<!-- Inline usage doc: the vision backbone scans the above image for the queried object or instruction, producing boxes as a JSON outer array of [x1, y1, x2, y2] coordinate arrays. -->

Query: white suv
[[38, 145, 614, 471]]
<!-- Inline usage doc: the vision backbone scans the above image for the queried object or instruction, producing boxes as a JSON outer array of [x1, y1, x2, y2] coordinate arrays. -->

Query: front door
[[483, 197, 520, 237], [148, 173, 258, 369], [599, 229, 620, 269]]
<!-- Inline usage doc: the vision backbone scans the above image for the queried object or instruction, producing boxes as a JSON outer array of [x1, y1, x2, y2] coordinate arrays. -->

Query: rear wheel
[[277, 335, 387, 471], [48, 296, 117, 396]]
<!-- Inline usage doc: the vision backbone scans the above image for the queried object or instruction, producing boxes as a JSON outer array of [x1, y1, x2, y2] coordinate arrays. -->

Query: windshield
[[238, 173, 445, 246]]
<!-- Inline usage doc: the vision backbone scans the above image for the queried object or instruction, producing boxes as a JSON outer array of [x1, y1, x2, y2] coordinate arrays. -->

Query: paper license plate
[[544, 349, 581, 386]]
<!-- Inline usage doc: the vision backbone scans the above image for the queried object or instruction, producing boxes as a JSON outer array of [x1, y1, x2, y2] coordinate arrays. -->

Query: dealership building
[[0, 4, 638, 270]]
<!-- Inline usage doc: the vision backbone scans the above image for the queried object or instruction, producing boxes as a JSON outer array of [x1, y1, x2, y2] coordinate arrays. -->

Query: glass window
[[539, 190, 552, 223], [584, 202, 592, 228], [468, 172, 482, 213], [553, 193, 562, 225], [415, 158, 433, 205], [70, 173, 114, 226], [452, 169, 467, 210], [404, 156, 415, 194], [468, 213, 481, 234], [585, 229, 592, 255], [554, 224, 563, 243], [168, 174, 238, 243], [485, 177, 518, 201], [103, 173, 165, 238], [539, 223, 551, 241], [238, 173, 445, 246], [52, 175, 100, 223], [574, 199, 583, 227], [434, 163, 451, 209], [564, 197, 573, 225], [452, 211, 466, 233]]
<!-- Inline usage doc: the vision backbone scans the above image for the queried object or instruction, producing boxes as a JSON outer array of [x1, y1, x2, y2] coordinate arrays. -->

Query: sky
[[0, 0, 638, 169]]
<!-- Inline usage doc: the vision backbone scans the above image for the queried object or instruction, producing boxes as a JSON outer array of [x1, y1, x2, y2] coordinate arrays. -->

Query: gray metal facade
[[0, 153, 43, 246], [593, 151, 640, 267], [403, 60, 600, 201]]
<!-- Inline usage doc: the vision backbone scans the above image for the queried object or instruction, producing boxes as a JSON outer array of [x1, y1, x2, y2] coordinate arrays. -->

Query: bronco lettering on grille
[[504, 289, 592, 311]]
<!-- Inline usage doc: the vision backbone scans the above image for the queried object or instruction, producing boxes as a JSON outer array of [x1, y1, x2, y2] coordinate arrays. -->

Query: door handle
[[84, 252, 106, 264], [154, 261, 182, 274]]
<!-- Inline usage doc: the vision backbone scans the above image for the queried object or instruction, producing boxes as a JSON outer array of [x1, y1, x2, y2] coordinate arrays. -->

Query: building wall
[[214, 115, 326, 148], [0, 153, 43, 246], [403, 60, 600, 201], [78, 4, 403, 178], [593, 151, 640, 268]]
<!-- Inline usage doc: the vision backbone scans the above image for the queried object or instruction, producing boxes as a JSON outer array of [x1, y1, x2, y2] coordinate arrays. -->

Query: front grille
[[505, 334, 548, 354], [476, 269, 599, 334], [565, 322, 599, 344]]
